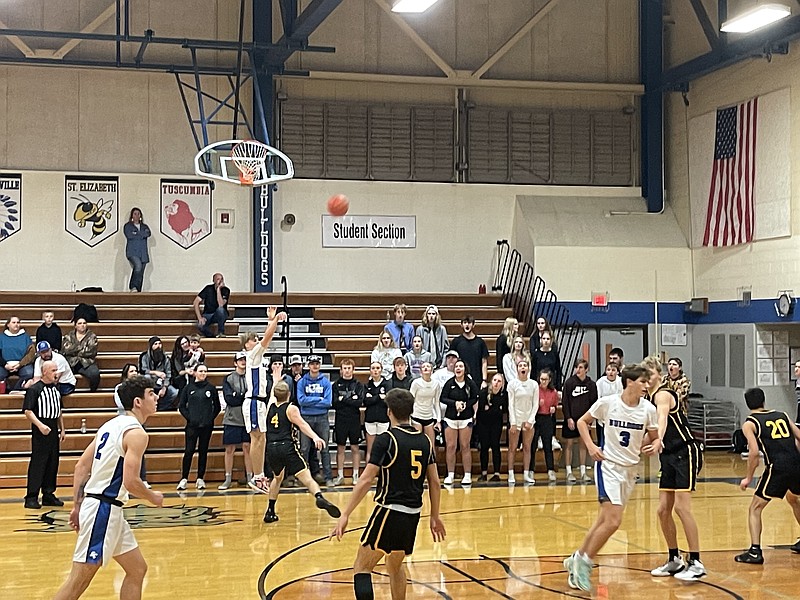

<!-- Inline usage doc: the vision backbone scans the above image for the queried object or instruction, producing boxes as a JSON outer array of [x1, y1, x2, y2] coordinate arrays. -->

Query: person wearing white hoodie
[[506, 359, 539, 484]]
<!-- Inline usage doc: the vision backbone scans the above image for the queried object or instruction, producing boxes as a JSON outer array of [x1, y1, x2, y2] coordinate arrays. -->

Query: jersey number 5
[[766, 420, 790, 439], [410, 450, 423, 479], [94, 432, 110, 460]]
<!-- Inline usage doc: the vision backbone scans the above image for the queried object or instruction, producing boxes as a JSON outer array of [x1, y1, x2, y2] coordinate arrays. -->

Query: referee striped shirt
[[22, 381, 62, 422]]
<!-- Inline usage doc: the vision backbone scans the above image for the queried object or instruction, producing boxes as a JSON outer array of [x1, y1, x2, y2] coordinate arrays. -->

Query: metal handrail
[[280, 276, 290, 361], [492, 240, 586, 381]]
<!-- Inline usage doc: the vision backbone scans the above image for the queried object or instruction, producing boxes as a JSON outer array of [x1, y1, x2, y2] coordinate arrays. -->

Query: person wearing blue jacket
[[123, 207, 151, 293], [297, 355, 333, 486], [0, 316, 34, 390], [384, 303, 415, 354]]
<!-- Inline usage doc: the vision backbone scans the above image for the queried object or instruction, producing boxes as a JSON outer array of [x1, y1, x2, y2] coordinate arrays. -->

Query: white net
[[231, 140, 270, 185]]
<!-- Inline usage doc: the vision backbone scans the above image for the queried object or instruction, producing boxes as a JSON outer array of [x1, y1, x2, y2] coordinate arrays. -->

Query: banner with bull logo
[[65, 175, 119, 247], [0, 173, 22, 242], [160, 179, 212, 249]]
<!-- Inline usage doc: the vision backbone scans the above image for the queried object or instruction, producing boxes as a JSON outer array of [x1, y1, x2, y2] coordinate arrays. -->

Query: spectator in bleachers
[[503, 336, 531, 383], [609, 347, 625, 372], [288, 354, 304, 403], [532, 331, 562, 390], [332, 358, 364, 485], [139, 336, 178, 410], [27, 341, 77, 396], [170, 336, 193, 392], [561, 359, 598, 483], [410, 361, 442, 447], [390, 356, 413, 390], [384, 303, 415, 354], [530, 316, 557, 351], [596, 362, 623, 399], [663, 357, 691, 410], [440, 359, 479, 486], [0, 315, 34, 391], [176, 364, 220, 491], [219, 351, 253, 491], [416, 305, 449, 368], [194, 272, 230, 338], [532, 368, 560, 483], [363, 361, 392, 460], [476, 372, 507, 482], [371, 331, 402, 379], [113, 363, 150, 488], [404, 334, 432, 379], [35, 310, 62, 351], [61, 318, 100, 392], [433, 349, 459, 387], [507, 359, 539, 484], [297, 355, 334, 487], [186, 334, 206, 371], [496, 317, 519, 379], [450, 315, 489, 390], [267, 355, 294, 401], [124, 207, 151, 293]]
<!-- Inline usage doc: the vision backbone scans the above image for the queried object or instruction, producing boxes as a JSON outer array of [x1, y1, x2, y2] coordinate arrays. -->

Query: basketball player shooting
[[53, 375, 163, 600]]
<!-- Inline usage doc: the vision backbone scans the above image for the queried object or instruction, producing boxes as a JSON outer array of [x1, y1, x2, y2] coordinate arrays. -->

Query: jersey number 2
[[94, 432, 110, 460], [619, 431, 631, 447], [410, 450, 423, 479]]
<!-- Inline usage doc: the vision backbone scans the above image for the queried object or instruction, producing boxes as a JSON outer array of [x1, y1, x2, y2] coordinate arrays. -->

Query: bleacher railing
[[491, 240, 585, 379]]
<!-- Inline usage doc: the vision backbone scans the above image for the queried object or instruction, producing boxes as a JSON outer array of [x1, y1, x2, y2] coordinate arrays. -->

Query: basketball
[[327, 194, 349, 216]]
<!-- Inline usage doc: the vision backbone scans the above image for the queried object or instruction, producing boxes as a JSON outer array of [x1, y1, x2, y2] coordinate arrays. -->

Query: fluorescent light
[[720, 3, 791, 33], [391, 0, 439, 13]]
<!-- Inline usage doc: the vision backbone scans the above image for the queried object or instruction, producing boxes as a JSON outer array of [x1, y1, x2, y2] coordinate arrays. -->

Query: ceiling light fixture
[[392, 0, 439, 13], [720, 3, 791, 33]]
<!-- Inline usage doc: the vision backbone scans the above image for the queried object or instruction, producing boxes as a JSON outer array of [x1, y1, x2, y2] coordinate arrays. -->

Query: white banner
[[160, 179, 212, 249], [0, 173, 22, 242], [322, 215, 416, 248], [65, 175, 119, 247]]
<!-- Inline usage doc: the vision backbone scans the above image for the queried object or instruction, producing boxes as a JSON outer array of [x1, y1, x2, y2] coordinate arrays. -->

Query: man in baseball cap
[[25, 341, 77, 396]]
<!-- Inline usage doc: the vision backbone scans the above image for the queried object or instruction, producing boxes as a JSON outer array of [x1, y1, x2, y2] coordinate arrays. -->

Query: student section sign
[[322, 215, 416, 248]]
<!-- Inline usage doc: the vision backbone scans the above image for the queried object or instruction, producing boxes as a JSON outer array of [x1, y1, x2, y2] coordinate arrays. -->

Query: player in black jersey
[[332, 388, 446, 600], [643, 357, 705, 581], [735, 387, 800, 564], [262, 381, 340, 523]]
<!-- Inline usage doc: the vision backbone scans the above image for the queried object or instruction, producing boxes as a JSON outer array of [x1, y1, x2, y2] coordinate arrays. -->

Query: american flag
[[702, 98, 758, 247]]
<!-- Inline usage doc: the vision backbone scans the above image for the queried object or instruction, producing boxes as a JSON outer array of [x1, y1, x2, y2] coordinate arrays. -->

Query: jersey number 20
[[766, 420, 790, 439]]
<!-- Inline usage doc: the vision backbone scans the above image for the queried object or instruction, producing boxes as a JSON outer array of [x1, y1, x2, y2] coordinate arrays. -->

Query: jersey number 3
[[410, 450, 423, 479], [619, 431, 631, 447], [94, 432, 110, 460]]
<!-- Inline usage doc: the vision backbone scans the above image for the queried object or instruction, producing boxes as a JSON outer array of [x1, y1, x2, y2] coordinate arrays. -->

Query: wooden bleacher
[[0, 291, 563, 489]]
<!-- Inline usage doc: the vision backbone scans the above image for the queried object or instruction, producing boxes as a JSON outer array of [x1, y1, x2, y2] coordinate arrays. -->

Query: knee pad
[[353, 572, 374, 600]]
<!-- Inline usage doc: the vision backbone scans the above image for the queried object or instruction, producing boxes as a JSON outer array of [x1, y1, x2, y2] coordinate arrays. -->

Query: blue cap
[[36, 340, 51, 353]]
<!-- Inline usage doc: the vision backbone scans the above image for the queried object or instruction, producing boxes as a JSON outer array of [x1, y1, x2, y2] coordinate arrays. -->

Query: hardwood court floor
[[2, 453, 799, 599]]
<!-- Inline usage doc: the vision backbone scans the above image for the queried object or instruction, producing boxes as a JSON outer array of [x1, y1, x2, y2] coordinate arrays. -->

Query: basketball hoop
[[231, 140, 270, 186]]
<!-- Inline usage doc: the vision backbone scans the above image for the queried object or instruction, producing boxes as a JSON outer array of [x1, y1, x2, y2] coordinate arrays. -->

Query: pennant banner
[[65, 175, 119, 247], [160, 179, 213, 250], [0, 173, 22, 242]]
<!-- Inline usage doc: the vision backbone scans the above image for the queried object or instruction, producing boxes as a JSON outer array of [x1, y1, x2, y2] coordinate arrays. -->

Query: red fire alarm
[[591, 292, 609, 307]]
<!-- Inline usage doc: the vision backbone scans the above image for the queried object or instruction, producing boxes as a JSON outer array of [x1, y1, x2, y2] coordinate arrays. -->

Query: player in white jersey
[[53, 375, 162, 600], [241, 306, 287, 493], [564, 364, 661, 592]]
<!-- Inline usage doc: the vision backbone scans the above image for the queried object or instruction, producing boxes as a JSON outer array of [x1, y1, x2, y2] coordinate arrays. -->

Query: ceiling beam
[[472, 0, 563, 79], [268, 0, 345, 65], [53, 3, 117, 60], [688, 0, 720, 51], [0, 19, 34, 58], [372, 0, 456, 78]]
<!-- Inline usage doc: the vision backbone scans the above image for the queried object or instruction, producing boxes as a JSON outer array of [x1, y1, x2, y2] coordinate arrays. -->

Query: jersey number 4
[[94, 432, 110, 460], [766, 420, 790, 439]]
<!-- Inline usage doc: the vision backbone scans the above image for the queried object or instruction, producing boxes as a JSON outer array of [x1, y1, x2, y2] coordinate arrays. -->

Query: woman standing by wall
[[123, 207, 151, 293]]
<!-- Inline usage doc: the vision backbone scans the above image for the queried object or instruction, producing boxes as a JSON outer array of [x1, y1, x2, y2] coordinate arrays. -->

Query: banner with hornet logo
[[65, 175, 119, 247], [0, 173, 22, 242], [160, 179, 212, 249]]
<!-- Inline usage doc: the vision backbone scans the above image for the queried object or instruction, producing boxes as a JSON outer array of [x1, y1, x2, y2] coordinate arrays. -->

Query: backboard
[[194, 139, 294, 187]]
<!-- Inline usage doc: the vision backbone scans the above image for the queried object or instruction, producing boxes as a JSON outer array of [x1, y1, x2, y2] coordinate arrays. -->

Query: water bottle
[[80, 419, 87, 434], [71, 281, 77, 293]]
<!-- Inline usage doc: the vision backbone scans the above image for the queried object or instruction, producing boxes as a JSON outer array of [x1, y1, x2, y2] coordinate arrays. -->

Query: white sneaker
[[551, 437, 562, 451], [567, 471, 577, 483], [143, 481, 152, 490], [331, 475, 344, 486], [352, 473, 359, 485], [176, 478, 188, 491], [461, 473, 472, 486], [443, 474, 454, 485], [651, 555, 686, 577], [196, 478, 206, 489], [508, 471, 516, 484], [537, 438, 543, 450], [248, 477, 269, 494], [674, 559, 706, 581], [581, 472, 592, 483], [548, 470, 557, 481], [523, 471, 535, 484], [217, 479, 232, 491]]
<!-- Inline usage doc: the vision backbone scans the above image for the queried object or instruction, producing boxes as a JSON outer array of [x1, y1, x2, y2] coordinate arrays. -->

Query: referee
[[23, 360, 65, 509]]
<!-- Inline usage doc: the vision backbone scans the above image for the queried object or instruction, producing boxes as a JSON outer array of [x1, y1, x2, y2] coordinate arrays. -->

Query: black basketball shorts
[[267, 441, 308, 479], [360, 505, 421, 556], [755, 463, 800, 501], [659, 442, 703, 492]]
